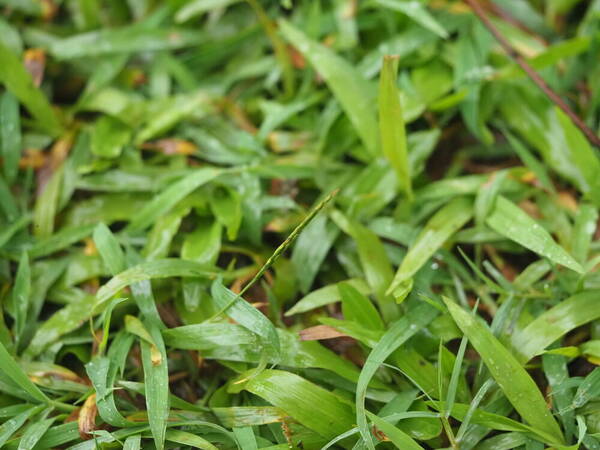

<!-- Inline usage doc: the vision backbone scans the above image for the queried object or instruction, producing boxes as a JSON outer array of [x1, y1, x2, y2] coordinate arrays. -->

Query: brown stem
[[464, 0, 600, 148]]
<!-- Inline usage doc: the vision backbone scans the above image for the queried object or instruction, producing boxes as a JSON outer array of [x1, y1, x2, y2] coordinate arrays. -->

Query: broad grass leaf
[[90, 116, 131, 159], [25, 291, 97, 357], [241, 369, 354, 439], [388, 197, 473, 295], [211, 280, 280, 359], [443, 297, 565, 445], [285, 278, 369, 316], [339, 281, 384, 331], [511, 290, 600, 363], [278, 19, 378, 156], [486, 196, 583, 273]]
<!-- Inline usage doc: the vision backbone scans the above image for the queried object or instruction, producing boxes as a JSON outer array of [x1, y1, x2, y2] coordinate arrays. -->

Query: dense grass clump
[[0, 1, 599, 449]]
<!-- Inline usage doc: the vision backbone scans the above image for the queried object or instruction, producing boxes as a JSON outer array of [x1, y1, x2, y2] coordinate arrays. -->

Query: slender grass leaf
[[388, 197, 473, 295], [0, 42, 62, 136], [0, 406, 40, 447], [29, 224, 95, 258], [291, 214, 339, 293], [93, 223, 126, 275], [0, 340, 48, 402], [379, 55, 412, 199], [140, 332, 168, 450], [486, 196, 582, 273], [443, 297, 564, 445], [331, 210, 397, 321], [142, 208, 189, 260], [366, 412, 424, 450], [356, 302, 439, 450], [0, 92, 21, 183], [0, 175, 18, 221], [165, 430, 218, 450], [210, 186, 242, 241], [339, 281, 384, 331], [278, 19, 378, 156], [16, 416, 54, 450], [571, 204, 597, 264], [33, 164, 64, 238]]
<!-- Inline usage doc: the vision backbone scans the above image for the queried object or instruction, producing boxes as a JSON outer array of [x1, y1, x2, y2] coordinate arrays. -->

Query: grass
[[0, 1, 600, 449]]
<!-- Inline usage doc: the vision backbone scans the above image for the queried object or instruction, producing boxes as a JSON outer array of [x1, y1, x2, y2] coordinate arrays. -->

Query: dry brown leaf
[[24, 49, 46, 87], [299, 325, 347, 341], [78, 393, 97, 440]]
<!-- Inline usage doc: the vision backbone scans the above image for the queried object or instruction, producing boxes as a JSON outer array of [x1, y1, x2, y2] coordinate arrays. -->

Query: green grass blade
[[511, 290, 600, 363], [126, 168, 222, 232], [0, 406, 40, 447], [379, 55, 412, 200], [165, 430, 218, 450], [388, 197, 473, 295], [211, 280, 280, 359], [443, 297, 564, 445], [278, 19, 378, 156], [487, 196, 583, 273], [285, 279, 370, 316], [33, 165, 64, 238], [373, 0, 448, 38], [356, 303, 439, 450], [17, 416, 55, 450], [93, 223, 126, 275], [9, 252, 30, 348], [331, 210, 397, 321], [241, 369, 354, 439], [0, 340, 48, 403], [0, 92, 21, 183], [367, 412, 424, 450], [95, 259, 216, 307], [0, 42, 62, 136]]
